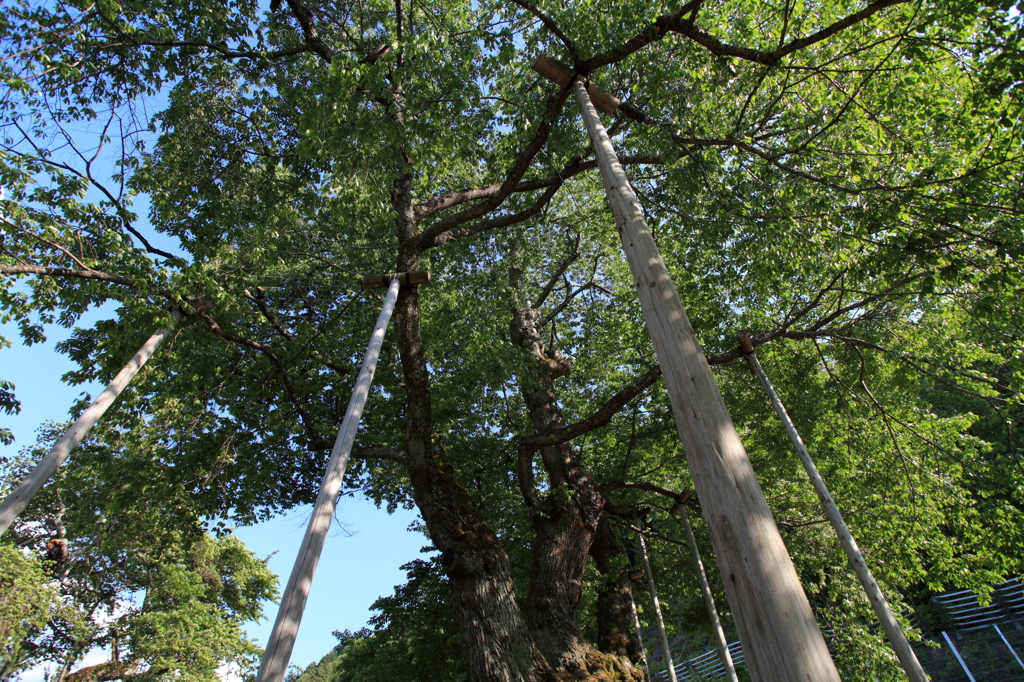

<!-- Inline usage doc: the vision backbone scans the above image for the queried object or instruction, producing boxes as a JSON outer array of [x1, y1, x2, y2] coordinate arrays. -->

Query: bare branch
[[533, 236, 581, 309], [413, 155, 661, 221], [516, 444, 543, 511], [600, 480, 699, 513], [0, 263, 135, 287], [282, 0, 333, 62], [87, 39, 315, 61], [585, 0, 909, 70], [416, 87, 571, 246], [420, 184, 562, 250], [352, 446, 407, 463]]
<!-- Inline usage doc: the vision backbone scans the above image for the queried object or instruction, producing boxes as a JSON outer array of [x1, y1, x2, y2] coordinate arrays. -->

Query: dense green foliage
[[288, 559, 469, 682], [1, 0, 1022, 678], [0, 426, 277, 681]]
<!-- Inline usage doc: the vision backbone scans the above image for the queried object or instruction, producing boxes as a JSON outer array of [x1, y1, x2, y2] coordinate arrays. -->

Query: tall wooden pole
[[638, 532, 678, 682], [571, 79, 839, 681], [678, 509, 739, 682], [255, 277, 401, 682], [0, 312, 181, 536], [738, 332, 928, 682]]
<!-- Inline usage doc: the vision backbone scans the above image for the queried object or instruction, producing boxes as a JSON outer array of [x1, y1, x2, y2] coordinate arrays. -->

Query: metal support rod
[[738, 333, 928, 682], [255, 277, 401, 682], [678, 509, 739, 682], [942, 631, 976, 682], [0, 311, 181, 535], [572, 78, 838, 681], [994, 624, 1024, 671], [638, 532, 678, 682]]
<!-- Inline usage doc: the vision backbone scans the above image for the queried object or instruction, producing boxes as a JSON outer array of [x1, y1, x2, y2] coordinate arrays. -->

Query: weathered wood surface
[[679, 508, 739, 682], [532, 56, 620, 115], [255, 277, 401, 682], [0, 311, 181, 536], [573, 79, 840, 681], [738, 332, 927, 682]]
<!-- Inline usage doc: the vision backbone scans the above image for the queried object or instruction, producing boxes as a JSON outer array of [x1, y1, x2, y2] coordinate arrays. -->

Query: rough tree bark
[[512, 306, 645, 682], [590, 517, 645, 667], [389, 109, 552, 681]]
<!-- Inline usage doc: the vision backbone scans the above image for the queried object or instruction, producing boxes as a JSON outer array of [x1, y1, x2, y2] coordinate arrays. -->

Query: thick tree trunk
[[391, 144, 550, 682], [590, 517, 645, 668], [526, 498, 594, 670], [512, 307, 643, 682]]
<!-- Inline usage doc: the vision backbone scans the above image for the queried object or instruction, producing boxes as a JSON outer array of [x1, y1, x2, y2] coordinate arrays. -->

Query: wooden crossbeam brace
[[360, 270, 431, 289], [531, 56, 620, 115]]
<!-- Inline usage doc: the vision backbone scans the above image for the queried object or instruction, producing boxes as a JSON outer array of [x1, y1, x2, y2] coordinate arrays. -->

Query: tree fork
[[591, 517, 645, 669], [533, 63, 840, 680], [512, 305, 619, 675]]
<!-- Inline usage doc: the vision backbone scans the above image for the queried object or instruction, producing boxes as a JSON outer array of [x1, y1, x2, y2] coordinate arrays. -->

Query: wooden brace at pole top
[[255, 271, 429, 682], [360, 270, 431, 289], [532, 56, 621, 115]]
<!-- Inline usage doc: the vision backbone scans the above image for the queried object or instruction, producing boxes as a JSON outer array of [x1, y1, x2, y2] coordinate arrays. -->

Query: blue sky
[[1, 310, 426, 674]]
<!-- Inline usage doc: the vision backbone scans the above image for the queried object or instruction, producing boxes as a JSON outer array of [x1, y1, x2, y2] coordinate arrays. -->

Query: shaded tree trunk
[[390, 138, 551, 682], [512, 306, 644, 682], [590, 516, 644, 667]]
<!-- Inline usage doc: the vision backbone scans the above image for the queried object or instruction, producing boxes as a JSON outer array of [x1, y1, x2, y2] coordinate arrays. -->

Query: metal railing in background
[[655, 577, 1023, 682]]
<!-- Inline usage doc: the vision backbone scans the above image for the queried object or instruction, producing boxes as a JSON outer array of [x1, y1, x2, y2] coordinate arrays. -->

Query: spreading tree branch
[[416, 86, 571, 247], [583, 0, 909, 72], [413, 155, 661, 221]]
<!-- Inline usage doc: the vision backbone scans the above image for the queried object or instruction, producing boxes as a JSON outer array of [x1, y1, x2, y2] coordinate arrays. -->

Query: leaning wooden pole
[[0, 311, 181, 536], [737, 331, 928, 682], [678, 508, 739, 682], [638, 532, 678, 682], [545, 63, 839, 680], [628, 589, 652, 677], [256, 272, 426, 682]]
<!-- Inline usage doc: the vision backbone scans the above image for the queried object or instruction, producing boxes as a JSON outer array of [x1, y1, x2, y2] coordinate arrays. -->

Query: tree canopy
[[1, 0, 1022, 679]]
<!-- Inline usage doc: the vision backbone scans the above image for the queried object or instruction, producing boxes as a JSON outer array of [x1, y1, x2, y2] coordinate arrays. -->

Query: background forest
[[1, 0, 1022, 679]]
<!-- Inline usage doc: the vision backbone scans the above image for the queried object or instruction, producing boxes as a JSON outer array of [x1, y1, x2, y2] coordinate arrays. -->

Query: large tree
[[1, 0, 1022, 679]]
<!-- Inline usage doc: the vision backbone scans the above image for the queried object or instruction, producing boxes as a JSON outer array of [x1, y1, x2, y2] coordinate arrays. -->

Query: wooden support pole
[[994, 624, 1024, 671], [569, 77, 839, 681], [255, 275, 406, 682], [629, 588, 653, 678], [942, 631, 976, 682], [638, 532, 678, 682], [737, 331, 928, 682], [0, 312, 181, 536], [678, 509, 739, 682]]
